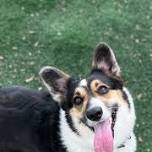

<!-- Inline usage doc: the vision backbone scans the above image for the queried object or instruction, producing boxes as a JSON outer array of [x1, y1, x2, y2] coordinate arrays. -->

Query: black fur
[[61, 77, 79, 111], [62, 78, 80, 135], [65, 111, 80, 135], [0, 86, 67, 152], [122, 90, 130, 108]]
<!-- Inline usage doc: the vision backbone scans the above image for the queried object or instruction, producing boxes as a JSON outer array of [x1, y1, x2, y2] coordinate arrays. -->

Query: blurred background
[[0, 0, 151, 151]]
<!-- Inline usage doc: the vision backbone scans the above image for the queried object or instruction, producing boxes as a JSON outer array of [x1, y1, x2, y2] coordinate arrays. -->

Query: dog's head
[[39, 43, 128, 130]]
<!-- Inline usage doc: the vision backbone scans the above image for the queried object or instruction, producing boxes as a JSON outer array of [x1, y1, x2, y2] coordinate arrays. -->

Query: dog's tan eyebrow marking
[[74, 87, 87, 98], [90, 79, 109, 92]]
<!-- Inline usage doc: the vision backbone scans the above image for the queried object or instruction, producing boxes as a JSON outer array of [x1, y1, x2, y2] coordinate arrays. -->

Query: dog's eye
[[73, 96, 83, 105], [97, 86, 109, 95]]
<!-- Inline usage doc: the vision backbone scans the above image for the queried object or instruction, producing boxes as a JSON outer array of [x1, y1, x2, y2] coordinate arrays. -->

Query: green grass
[[0, 0, 152, 151]]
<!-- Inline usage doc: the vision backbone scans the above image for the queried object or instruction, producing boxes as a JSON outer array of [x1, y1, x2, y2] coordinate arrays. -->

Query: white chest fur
[[60, 110, 94, 152], [114, 88, 136, 151]]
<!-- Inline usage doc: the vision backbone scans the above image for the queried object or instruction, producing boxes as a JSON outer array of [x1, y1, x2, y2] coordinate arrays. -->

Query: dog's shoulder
[[0, 86, 62, 152], [0, 86, 57, 107]]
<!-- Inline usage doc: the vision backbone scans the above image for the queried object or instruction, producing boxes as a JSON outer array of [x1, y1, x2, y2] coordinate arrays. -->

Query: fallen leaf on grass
[[25, 76, 35, 83]]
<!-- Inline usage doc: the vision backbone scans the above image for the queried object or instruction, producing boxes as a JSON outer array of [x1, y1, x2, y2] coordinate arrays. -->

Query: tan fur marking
[[70, 87, 89, 118]]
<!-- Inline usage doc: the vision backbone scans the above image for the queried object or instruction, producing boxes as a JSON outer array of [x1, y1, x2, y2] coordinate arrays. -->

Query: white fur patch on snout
[[86, 97, 111, 127]]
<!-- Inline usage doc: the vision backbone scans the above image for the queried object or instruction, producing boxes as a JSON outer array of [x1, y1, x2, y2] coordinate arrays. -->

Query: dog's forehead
[[78, 75, 109, 89]]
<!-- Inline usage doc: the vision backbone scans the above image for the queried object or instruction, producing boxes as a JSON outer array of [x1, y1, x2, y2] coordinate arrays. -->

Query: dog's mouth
[[93, 108, 118, 152], [81, 106, 118, 152]]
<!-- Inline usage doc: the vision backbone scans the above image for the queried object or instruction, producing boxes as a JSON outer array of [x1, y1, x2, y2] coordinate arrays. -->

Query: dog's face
[[40, 43, 128, 129]]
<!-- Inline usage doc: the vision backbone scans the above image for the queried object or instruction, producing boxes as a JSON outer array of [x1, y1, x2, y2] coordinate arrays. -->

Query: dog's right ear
[[39, 66, 70, 103]]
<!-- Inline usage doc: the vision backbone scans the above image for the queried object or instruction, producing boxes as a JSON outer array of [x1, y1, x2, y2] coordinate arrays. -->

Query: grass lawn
[[0, 0, 152, 151]]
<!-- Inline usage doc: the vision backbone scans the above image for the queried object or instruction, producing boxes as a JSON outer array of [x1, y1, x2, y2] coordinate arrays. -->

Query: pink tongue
[[94, 119, 113, 152]]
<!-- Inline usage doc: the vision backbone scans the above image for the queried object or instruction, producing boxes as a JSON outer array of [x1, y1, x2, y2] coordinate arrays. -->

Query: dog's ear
[[39, 66, 70, 103], [92, 42, 121, 77]]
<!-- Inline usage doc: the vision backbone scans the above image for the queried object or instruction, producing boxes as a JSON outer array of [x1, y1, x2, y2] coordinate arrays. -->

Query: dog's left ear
[[92, 42, 121, 77], [39, 66, 70, 103]]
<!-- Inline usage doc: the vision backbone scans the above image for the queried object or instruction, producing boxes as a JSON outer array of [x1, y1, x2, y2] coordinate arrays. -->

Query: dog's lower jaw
[[59, 109, 94, 152]]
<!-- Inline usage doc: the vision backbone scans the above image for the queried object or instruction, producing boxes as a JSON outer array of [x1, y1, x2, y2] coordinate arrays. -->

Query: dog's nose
[[86, 107, 103, 121]]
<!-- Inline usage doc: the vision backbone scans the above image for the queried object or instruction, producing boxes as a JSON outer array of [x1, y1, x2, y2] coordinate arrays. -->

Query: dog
[[0, 43, 136, 152]]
